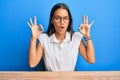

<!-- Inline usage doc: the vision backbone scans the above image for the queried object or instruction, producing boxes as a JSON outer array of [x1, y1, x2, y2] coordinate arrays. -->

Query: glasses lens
[[53, 16, 70, 23], [64, 17, 70, 23]]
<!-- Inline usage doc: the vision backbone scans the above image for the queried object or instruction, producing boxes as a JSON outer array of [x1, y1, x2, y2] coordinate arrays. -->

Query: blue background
[[0, 0, 120, 71]]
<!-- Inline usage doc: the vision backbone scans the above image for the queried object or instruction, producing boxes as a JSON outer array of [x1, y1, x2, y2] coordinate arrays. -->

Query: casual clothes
[[38, 32, 83, 71]]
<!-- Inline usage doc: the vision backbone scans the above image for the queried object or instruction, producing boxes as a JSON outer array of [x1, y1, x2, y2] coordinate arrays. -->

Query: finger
[[38, 24, 44, 32], [90, 20, 94, 27], [85, 16, 88, 24], [27, 22, 32, 28], [82, 15, 85, 24], [34, 16, 37, 25], [40, 24, 44, 32], [78, 24, 83, 30], [30, 18, 33, 26]]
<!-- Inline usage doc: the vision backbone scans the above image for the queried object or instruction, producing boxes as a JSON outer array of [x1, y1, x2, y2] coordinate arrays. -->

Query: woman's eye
[[66, 17, 69, 19], [56, 17, 61, 20], [64, 17, 69, 20]]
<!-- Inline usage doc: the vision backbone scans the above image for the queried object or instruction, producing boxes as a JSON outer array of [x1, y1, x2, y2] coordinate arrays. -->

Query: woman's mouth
[[59, 26, 64, 30]]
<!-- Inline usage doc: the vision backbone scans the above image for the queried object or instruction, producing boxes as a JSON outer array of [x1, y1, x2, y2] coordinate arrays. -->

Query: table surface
[[0, 71, 120, 80]]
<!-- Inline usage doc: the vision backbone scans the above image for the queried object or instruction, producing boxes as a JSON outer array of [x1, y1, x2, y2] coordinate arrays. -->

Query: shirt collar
[[50, 32, 71, 44]]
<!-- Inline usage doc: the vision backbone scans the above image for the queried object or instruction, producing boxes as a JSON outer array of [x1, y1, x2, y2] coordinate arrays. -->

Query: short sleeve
[[73, 32, 83, 48], [37, 33, 47, 48], [75, 32, 83, 40]]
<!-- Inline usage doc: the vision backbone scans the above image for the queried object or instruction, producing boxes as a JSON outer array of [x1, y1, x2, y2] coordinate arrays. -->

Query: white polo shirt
[[38, 32, 83, 71]]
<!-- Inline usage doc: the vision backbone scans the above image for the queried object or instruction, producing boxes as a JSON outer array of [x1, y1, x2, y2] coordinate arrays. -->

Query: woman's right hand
[[27, 16, 44, 39]]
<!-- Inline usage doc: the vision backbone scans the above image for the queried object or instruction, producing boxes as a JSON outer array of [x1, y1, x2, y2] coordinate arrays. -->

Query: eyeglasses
[[52, 16, 70, 23]]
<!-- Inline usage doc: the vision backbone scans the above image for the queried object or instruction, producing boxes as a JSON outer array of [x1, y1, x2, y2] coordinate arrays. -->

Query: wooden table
[[0, 71, 120, 80]]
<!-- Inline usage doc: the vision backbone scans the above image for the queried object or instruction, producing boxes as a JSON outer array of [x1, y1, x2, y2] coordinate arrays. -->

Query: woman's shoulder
[[41, 33, 48, 37]]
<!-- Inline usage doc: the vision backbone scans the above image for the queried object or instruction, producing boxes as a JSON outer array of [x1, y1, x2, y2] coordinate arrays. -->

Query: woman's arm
[[79, 15, 95, 64], [79, 39, 95, 64], [27, 16, 44, 67], [28, 38, 43, 67]]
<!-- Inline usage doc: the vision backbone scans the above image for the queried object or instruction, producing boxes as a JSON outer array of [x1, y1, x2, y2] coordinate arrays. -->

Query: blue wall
[[0, 0, 120, 71]]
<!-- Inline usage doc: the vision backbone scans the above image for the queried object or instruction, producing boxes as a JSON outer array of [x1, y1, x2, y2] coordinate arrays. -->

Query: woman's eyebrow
[[53, 15, 69, 17]]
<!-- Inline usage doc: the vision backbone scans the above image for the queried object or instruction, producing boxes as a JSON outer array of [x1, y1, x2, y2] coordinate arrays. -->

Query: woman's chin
[[56, 30, 66, 34]]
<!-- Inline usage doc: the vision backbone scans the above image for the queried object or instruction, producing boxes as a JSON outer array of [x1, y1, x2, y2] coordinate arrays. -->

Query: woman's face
[[51, 8, 70, 34]]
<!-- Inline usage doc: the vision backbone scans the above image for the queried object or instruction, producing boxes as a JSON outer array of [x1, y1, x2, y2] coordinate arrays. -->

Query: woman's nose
[[60, 18, 64, 24]]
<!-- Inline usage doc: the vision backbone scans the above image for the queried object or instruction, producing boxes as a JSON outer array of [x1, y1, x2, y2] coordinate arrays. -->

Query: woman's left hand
[[79, 15, 94, 37]]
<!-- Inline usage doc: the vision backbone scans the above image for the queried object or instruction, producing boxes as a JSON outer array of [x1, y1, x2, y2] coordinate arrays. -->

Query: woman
[[27, 3, 95, 71]]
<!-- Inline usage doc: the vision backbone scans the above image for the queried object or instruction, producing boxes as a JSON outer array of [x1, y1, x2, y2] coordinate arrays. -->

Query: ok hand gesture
[[79, 15, 94, 37], [27, 16, 44, 39]]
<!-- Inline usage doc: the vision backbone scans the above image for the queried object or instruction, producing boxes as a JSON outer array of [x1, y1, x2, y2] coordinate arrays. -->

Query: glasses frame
[[52, 16, 71, 23]]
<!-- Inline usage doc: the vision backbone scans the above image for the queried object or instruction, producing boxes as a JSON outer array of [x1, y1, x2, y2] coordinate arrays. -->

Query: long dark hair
[[46, 3, 74, 40]]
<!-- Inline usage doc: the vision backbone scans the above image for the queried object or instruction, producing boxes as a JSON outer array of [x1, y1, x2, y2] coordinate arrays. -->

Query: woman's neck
[[55, 32, 66, 43]]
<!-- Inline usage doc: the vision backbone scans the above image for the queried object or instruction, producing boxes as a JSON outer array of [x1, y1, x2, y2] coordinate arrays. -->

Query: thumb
[[79, 29, 84, 35], [78, 24, 84, 30]]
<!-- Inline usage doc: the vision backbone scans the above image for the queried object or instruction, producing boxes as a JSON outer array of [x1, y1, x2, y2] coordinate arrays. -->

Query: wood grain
[[0, 71, 120, 80]]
